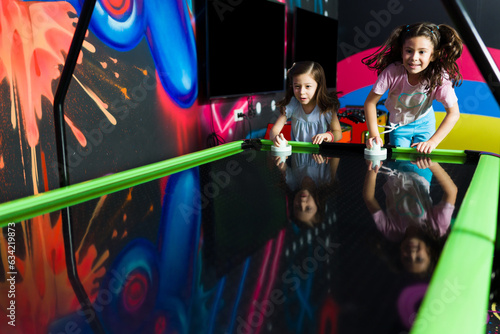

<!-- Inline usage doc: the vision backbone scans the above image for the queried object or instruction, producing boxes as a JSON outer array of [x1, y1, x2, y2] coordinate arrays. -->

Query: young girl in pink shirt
[[363, 22, 463, 154]]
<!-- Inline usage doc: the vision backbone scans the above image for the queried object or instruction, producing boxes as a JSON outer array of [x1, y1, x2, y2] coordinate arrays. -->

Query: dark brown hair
[[362, 22, 463, 92], [370, 225, 449, 280], [277, 61, 340, 116]]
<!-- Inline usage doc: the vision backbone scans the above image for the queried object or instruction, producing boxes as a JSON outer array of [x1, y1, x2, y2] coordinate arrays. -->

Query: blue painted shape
[[27, 0, 198, 108], [47, 313, 95, 334], [144, 0, 198, 107], [157, 167, 202, 304], [89, 0, 146, 51], [340, 81, 500, 118], [454, 81, 500, 117], [100, 238, 159, 332]]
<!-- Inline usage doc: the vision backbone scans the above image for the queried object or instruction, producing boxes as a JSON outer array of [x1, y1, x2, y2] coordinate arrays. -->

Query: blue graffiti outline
[[283, 244, 316, 332], [227, 257, 251, 333]]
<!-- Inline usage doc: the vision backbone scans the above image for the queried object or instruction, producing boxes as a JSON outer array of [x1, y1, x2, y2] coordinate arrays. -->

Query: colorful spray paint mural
[[1, 148, 345, 334], [1, 0, 499, 333], [0, 0, 201, 203], [0, 1, 338, 333]]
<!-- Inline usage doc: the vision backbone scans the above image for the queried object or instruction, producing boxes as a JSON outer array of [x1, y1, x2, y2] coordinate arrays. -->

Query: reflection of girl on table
[[270, 61, 342, 147], [363, 157, 457, 277], [277, 153, 339, 228]]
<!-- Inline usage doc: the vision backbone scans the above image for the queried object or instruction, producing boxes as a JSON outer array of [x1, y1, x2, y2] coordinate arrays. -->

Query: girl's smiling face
[[400, 237, 431, 274], [402, 36, 435, 84]]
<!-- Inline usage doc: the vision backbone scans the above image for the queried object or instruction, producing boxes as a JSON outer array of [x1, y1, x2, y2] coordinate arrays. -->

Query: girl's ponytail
[[435, 24, 463, 87]]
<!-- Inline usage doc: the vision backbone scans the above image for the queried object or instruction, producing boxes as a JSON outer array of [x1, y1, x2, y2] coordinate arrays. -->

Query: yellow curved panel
[[436, 112, 500, 154]]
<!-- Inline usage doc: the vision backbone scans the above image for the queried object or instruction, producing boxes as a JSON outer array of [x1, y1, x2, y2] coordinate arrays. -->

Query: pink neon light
[[246, 230, 286, 334], [253, 230, 286, 334], [207, 98, 248, 136], [248, 240, 273, 314]]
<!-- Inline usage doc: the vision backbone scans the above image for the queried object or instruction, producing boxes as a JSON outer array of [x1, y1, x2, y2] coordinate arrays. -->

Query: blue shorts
[[389, 110, 436, 147], [388, 160, 433, 185]]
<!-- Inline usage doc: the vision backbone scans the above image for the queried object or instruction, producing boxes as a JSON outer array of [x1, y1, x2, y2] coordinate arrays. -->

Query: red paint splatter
[[101, 0, 131, 18], [0, 214, 107, 333], [155, 315, 167, 334], [1, 0, 78, 147], [40, 149, 50, 192], [122, 272, 148, 312], [157, 74, 205, 155]]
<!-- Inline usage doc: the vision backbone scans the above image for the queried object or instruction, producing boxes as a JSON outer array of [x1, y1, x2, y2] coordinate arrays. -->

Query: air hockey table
[[0, 140, 498, 334]]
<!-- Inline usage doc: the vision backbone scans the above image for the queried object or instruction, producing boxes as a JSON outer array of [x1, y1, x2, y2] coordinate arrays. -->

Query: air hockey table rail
[[0, 139, 498, 334]]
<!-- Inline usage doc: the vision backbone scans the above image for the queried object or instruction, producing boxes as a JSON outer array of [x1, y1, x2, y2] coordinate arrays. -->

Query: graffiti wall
[[0, 0, 338, 333], [0, 0, 337, 204]]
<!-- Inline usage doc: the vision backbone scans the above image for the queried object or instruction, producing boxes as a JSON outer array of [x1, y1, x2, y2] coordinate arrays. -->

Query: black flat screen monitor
[[292, 7, 338, 89], [206, 0, 286, 99]]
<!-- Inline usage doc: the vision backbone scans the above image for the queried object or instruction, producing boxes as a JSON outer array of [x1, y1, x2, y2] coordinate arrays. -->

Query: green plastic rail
[[259, 139, 320, 154], [391, 147, 468, 164], [410, 154, 499, 334], [0, 141, 244, 227], [262, 141, 470, 164], [261, 141, 473, 165]]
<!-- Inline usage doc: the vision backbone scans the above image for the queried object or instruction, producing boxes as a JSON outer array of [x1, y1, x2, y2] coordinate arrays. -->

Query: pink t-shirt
[[371, 169, 454, 242], [372, 63, 458, 126], [372, 201, 454, 242]]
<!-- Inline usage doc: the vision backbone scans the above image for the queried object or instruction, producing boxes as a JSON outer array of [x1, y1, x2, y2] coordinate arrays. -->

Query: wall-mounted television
[[292, 7, 338, 89], [205, 0, 286, 99]]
